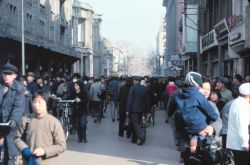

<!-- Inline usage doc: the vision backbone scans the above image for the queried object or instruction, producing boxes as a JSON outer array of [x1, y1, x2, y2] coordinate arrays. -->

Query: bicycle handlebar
[[52, 96, 76, 103], [0, 122, 11, 126]]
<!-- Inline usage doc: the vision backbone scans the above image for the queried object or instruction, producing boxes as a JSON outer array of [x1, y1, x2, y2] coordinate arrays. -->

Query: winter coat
[[27, 81, 38, 94], [127, 83, 149, 114], [108, 79, 119, 101], [118, 84, 131, 114], [0, 79, 25, 158], [15, 114, 66, 165], [174, 86, 218, 134], [72, 90, 88, 115]]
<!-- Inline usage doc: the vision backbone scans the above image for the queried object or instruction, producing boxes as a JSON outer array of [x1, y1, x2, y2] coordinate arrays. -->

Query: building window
[[26, 13, 32, 33], [39, 20, 45, 37], [9, 4, 16, 15], [60, 26, 65, 46], [40, 4, 45, 15], [49, 25, 55, 42], [26, 0, 32, 8]]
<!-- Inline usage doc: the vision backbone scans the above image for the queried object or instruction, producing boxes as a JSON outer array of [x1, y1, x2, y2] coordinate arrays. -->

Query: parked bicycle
[[52, 96, 76, 141], [0, 122, 10, 165]]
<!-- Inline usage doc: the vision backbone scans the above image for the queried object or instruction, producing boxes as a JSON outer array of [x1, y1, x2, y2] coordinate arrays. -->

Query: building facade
[[92, 14, 102, 76], [72, 0, 94, 76], [0, 0, 78, 76], [162, 0, 184, 76], [182, 0, 198, 74]]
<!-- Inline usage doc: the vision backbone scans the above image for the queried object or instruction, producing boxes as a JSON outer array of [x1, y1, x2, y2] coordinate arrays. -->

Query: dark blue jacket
[[27, 81, 38, 94], [127, 83, 149, 113], [174, 87, 218, 134], [0, 79, 25, 158], [108, 79, 119, 101]]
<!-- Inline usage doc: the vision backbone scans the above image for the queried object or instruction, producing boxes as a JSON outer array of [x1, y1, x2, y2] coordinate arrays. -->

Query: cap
[[27, 72, 35, 77], [217, 77, 228, 84], [2, 63, 18, 73], [239, 83, 250, 96], [185, 71, 203, 87], [132, 76, 141, 81]]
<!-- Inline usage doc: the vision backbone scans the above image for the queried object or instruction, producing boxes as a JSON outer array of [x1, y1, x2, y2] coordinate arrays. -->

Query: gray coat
[[0, 79, 25, 158]]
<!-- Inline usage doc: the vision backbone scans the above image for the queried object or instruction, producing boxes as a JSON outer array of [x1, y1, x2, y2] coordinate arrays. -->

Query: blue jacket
[[108, 79, 119, 101], [174, 87, 218, 134], [0, 79, 25, 158], [127, 83, 149, 113]]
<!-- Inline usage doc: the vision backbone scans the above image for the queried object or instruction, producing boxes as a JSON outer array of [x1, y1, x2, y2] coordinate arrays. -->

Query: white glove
[[76, 98, 81, 103]]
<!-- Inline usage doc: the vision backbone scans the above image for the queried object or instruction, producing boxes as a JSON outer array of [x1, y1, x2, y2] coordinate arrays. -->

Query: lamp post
[[21, 0, 25, 75]]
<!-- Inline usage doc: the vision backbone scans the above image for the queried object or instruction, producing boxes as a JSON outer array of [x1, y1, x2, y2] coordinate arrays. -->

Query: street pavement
[[59, 109, 182, 165]]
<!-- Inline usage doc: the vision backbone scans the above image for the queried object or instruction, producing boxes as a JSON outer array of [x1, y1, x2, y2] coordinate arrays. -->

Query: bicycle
[[55, 98, 76, 141]]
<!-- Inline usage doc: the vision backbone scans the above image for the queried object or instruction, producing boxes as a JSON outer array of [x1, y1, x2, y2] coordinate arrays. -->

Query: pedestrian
[[126, 76, 149, 145], [215, 77, 233, 103], [168, 71, 218, 165], [26, 72, 38, 95], [71, 81, 88, 143], [118, 77, 132, 137], [108, 76, 119, 122], [226, 83, 250, 165], [89, 77, 105, 123], [15, 90, 66, 165], [0, 63, 25, 165]]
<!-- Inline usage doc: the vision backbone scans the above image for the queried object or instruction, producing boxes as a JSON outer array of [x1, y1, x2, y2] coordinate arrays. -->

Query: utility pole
[[196, 0, 201, 73], [21, 0, 25, 75]]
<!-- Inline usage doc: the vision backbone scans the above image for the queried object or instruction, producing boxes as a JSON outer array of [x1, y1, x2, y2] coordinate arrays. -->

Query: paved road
[[59, 109, 181, 165]]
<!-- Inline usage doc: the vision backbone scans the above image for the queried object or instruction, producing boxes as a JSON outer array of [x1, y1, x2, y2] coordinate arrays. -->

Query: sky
[[81, 0, 165, 56]]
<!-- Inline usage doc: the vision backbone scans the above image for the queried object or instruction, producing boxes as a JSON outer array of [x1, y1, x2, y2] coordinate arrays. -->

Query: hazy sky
[[81, 0, 165, 56]]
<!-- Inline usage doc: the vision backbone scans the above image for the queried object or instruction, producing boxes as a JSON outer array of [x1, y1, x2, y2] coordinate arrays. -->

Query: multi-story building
[[178, 0, 250, 77], [72, 0, 94, 76], [0, 0, 79, 75], [101, 37, 114, 77], [156, 17, 166, 76], [182, 0, 198, 74], [162, 0, 184, 76]]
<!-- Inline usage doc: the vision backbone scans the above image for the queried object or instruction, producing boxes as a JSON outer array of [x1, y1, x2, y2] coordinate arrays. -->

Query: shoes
[[118, 133, 124, 137], [165, 119, 169, 123], [137, 138, 145, 145], [131, 140, 137, 144], [84, 138, 88, 143], [78, 139, 83, 143], [112, 119, 115, 122]]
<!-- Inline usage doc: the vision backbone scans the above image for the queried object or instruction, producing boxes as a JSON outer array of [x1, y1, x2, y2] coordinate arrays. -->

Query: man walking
[[0, 63, 25, 165], [126, 76, 149, 145]]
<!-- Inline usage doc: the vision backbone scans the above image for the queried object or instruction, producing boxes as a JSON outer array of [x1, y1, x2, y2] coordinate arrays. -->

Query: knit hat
[[185, 71, 203, 87], [239, 83, 250, 96]]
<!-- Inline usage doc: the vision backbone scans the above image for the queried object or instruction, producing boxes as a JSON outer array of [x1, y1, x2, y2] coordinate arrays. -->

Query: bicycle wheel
[[60, 117, 69, 141]]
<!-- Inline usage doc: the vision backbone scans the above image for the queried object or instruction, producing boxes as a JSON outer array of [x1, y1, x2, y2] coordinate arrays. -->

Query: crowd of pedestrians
[[0, 62, 250, 165]]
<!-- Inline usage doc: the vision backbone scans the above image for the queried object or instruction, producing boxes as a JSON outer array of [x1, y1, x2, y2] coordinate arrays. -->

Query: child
[[15, 90, 66, 165]]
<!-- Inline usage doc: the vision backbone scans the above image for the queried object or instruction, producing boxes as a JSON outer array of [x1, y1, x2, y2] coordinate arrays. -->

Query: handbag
[[97, 84, 106, 100], [199, 135, 222, 164]]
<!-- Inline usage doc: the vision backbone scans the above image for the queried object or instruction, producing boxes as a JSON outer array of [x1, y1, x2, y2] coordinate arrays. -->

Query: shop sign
[[214, 19, 230, 39], [229, 32, 241, 42]]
